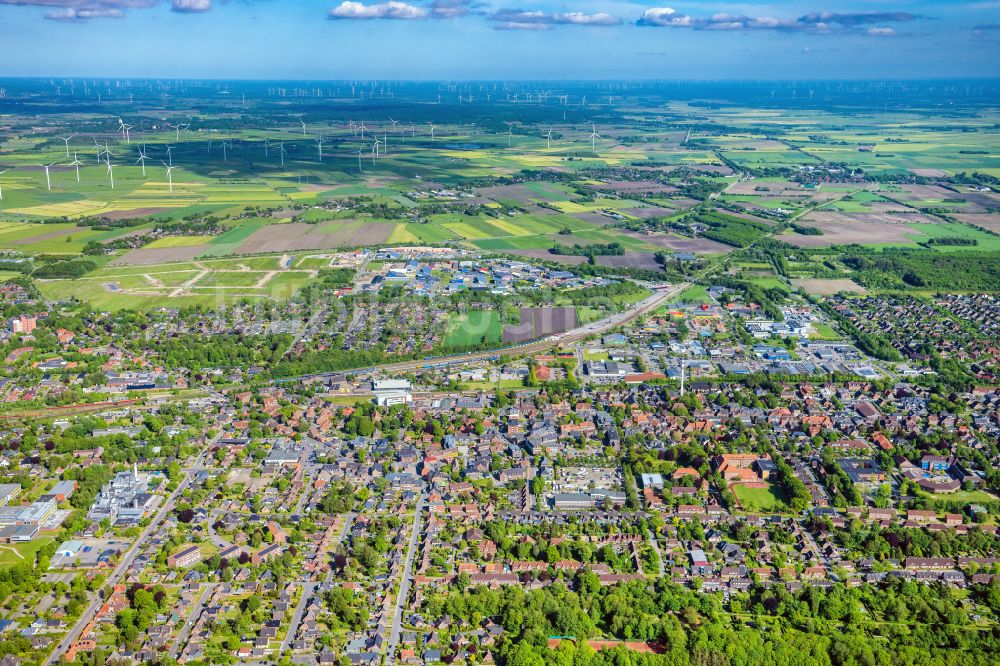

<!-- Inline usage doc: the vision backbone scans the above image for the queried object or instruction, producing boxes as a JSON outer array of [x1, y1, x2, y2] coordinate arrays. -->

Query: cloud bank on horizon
[[0, 0, 996, 78], [0, 0, 932, 32]]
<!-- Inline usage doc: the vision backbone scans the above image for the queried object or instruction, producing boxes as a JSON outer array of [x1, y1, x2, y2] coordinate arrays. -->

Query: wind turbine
[[545, 128, 553, 150], [506, 125, 513, 148], [59, 134, 76, 158], [165, 145, 174, 167], [371, 141, 378, 165], [389, 118, 399, 133], [118, 119, 133, 144], [135, 145, 149, 177], [359, 121, 367, 140], [161, 162, 176, 192], [315, 136, 326, 161], [40, 163, 56, 191], [299, 119, 307, 136], [589, 124, 600, 151], [0, 169, 10, 202], [101, 142, 113, 165], [277, 142, 286, 167], [356, 147, 363, 173], [69, 152, 83, 182], [169, 122, 189, 142], [428, 122, 435, 140], [263, 138, 271, 158], [220, 140, 228, 161], [382, 133, 388, 157], [92, 138, 102, 164], [106, 162, 115, 190]]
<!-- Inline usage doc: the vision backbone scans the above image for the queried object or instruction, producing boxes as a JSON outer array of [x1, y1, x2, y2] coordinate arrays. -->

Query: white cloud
[[488, 8, 622, 29], [637, 7, 924, 33], [44, 6, 126, 20], [328, 1, 428, 20], [636, 7, 689, 27], [171, 0, 210, 13], [0, 0, 215, 20]]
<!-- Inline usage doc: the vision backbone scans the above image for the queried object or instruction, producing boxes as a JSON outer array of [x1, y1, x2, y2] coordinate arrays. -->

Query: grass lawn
[[0, 536, 54, 566], [459, 379, 525, 390], [747, 277, 789, 291], [444, 310, 502, 348], [733, 483, 789, 512], [809, 323, 841, 340], [919, 488, 998, 506], [678, 284, 712, 304]]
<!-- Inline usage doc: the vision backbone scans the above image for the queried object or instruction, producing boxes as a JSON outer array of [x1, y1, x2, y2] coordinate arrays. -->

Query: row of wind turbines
[[26, 134, 179, 195], [3, 115, 609, 201]]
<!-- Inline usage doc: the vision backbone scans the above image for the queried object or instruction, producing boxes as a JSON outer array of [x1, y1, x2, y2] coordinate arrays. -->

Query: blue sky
[[1, 1, 998, 79]]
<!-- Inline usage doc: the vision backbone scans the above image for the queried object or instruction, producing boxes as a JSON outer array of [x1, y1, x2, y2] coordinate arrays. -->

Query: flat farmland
[[780, 212, 922, 247], [952, 214, 1000, 235], [473, 182, 574, 205], [595, 252, 663, 271], [907, 222, 1000, 251], [592, 180, 678, 195], [473, 235, 557, 251], [502, 306, 577, 344], [507, 249, 588, 264], [235, 221, 393, 253], [145, 235, 215, 248], [112, 245, 208, 265], [619, 206, 680, 220], [792, 278, 868, 296], [620, 230, 733, 254], [202, 256, 284, 270]]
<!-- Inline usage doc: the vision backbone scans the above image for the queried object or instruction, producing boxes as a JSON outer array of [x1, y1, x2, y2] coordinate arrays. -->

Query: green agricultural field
[[907, 223, 1000, 251]]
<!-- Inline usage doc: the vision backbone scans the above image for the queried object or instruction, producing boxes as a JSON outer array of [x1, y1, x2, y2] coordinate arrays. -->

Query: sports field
[[733, 484, 790, 512]]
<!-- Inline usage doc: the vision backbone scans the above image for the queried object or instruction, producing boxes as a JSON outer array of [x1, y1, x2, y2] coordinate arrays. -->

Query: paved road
[[170, 583, 215, 659], [282, 304, 329, 359], [206, 509, 232, 549], [46, 430, 225, 665], [279, 581, 318, 655], [645, 527, 665, 577], [324, 512, 356, 585], [280, 283, 689, 382], [45, 473, 194, 664], [384, 494, 426, 666]]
